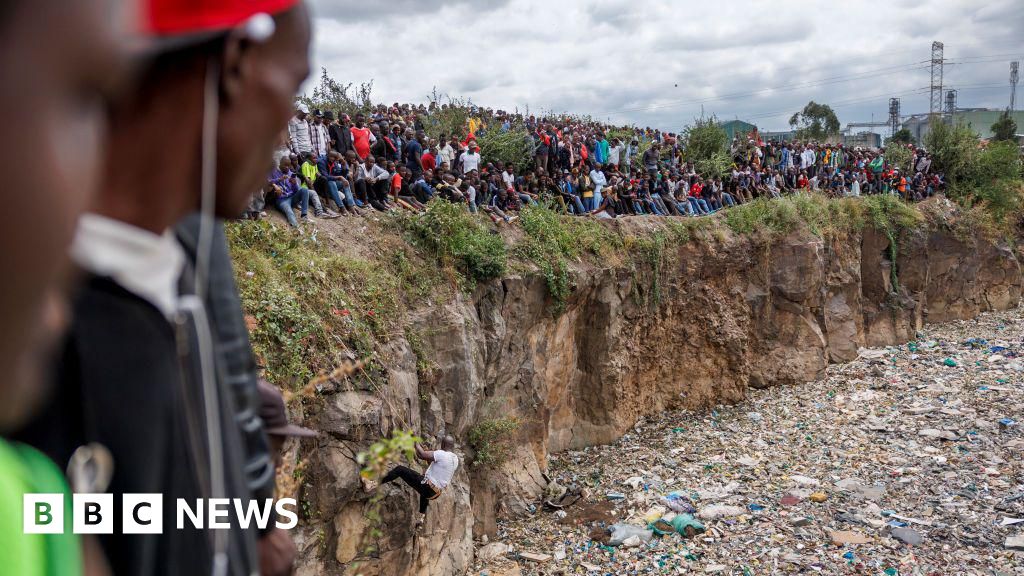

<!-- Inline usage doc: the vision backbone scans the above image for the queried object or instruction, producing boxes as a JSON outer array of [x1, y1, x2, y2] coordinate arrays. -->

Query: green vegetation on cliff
[[227, 219, 447, 388], [227, 192, 1014, 391]]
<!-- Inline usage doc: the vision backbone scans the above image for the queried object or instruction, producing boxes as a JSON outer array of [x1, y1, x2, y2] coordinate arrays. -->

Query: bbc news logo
[[23, 494, 298, 534]]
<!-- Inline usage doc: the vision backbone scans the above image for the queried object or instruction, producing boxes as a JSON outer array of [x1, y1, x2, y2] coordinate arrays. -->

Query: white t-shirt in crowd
[[607, 145, 622, 165], [423, 450, 459, 490], [461, 152, 481, 174]]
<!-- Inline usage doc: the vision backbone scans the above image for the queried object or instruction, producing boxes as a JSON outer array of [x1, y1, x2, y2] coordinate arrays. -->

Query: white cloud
[[303, 0, 1024, 131]]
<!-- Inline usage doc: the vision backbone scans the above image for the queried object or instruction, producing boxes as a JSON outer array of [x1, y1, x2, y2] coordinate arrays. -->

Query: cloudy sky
[[304, 0, 1022, 133]]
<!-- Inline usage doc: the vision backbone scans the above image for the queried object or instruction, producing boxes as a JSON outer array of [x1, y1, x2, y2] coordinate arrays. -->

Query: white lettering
[[275, 499, 298, 530], [208, 498, 231, 529], [232, 499, 274, 530], [176, 499, 203, 529]]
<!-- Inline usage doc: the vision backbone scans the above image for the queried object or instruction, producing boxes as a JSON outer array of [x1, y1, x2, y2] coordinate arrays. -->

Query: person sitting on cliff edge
[[378, 436, 460, 530]]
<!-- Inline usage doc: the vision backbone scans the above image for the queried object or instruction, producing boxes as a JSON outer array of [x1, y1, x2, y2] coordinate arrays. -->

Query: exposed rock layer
[[293, 222, 1021, 576]]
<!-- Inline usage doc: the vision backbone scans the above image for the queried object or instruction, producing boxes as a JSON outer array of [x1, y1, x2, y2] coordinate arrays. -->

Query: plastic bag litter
[[607, 523, 654, 546], [669, 514, 705, 536], [642, 505, 666, 524], [660, 491, 697, 514]]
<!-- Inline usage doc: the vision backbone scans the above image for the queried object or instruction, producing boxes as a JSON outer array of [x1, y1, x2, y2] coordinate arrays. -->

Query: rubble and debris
[[474, 310, 1024, 574]]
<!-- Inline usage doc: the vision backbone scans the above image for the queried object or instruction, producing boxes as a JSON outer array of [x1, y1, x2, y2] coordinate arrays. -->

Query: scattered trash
[[607, 523, 654, 546], [659, 491, 696, 514], [918, 428, 958, 441], [642, 505, 666, 524], [479, 311, 1024, 575], [942, 358, 958, 367], [890, 527, 924, 545], [668, 514, 705, 537], [477, 542, 510, 562], [829, 530, 872, 545], [696, 504, 745, 520]]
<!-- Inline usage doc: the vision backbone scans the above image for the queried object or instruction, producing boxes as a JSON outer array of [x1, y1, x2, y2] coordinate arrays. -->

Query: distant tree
[[681, 115, 730, 177], [889, 128, 914, 145], [991, 109, 1018, 142], [299, 68, 374, 117], [788, 101, 840, 141]]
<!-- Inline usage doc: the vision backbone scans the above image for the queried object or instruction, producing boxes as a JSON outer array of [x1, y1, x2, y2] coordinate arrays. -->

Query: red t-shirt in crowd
[[350, 126, 372, 159], [391, 172, 402, 195], [689, 183, 703, 198], [420, 152, 435, 171]]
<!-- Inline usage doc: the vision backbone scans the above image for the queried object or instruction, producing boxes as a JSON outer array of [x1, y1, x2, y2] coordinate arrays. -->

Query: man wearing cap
[[256, 380, 316, 576], [289, 102, 313, 155], [380, 437, 460, 530], [257, 380, 317, 465], [310, 109, 329, 158], [16, 1, 312, 575]]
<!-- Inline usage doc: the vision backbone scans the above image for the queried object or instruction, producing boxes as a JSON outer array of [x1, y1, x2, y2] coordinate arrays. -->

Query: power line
[[737, 87, 931, 123], [602, 51, 1024, 120], [946, 52, 1024, 64], [600, 61, 930, 118]]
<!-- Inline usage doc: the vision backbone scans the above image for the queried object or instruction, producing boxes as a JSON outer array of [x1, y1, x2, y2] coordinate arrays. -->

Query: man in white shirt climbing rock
[[380, 435, 460, 529]]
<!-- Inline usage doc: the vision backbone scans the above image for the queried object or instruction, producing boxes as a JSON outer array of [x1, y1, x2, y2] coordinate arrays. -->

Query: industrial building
[[901, 109, 1024, 143]]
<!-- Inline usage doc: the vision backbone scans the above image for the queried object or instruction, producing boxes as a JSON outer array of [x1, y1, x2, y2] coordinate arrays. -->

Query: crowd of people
[[265, 102, 944, 228]]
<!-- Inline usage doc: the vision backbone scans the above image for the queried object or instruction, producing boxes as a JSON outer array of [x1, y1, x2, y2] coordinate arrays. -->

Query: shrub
[[468, 417, 520, 468], [301, 68, 373, 119], [681, 115, 731, 178], [400, 200, 507, 288], [923, 118, 979, 182], [422, 91, 472, 142], [516, 204, 620, 313], [884, 143, 913, 173], [476, 123, 535, 170]]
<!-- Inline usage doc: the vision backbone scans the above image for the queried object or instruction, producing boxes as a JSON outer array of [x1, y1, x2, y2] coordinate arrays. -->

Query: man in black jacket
[[16, 1, 312, 575], [327, 110, 351, 155]]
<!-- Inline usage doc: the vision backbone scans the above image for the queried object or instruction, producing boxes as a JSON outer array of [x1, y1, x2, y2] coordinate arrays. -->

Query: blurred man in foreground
[[0, 0, 132, 574], [16, 0, 312, 574]]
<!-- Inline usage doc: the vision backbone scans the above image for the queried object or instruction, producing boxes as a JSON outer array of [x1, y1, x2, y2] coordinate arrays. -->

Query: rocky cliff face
[[292, 218, 1021, 576]]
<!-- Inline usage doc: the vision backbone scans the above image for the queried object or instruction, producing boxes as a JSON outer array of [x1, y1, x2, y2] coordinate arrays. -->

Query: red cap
[[143, 0, 299, 37]]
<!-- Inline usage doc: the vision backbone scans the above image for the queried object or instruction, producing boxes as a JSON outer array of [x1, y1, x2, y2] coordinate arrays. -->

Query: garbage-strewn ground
[[478, 308, 1024, 575]]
